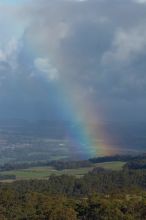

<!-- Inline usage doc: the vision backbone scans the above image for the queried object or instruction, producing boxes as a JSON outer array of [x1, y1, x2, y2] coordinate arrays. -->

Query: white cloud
[[102, 26, 146, 65], [0, 50, 7, 62], [34, 58, 59, 81], [0, 38, 21, 71], [134, 0, 146, 3]]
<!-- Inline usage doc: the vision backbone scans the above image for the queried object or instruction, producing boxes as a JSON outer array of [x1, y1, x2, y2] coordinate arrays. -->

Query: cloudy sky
[[0, 0, 146, 122]]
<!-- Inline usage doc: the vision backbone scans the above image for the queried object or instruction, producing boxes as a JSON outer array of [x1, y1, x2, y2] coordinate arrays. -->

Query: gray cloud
[[0, 0, 146, 121], [23, 1, 146, 97]]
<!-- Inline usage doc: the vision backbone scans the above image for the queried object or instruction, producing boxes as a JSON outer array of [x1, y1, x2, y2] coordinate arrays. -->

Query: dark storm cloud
[[22, 0, 146, 101], [0, 0, 146, 121]]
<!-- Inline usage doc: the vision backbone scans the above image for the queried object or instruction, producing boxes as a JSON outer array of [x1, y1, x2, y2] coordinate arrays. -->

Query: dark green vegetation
[[1, 188, 146, 220], [0, 154, 146, 180], [1, 163, 146, 219], [1, 119, 146, 219], [1, 155, 146, 219], [1, 154, 140, 181], [1, 154, 146, 181], [0, 155, 146, 220]]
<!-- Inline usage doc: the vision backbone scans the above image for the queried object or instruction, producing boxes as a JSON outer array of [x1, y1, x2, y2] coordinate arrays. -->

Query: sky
[[0, 0, 146, 122]]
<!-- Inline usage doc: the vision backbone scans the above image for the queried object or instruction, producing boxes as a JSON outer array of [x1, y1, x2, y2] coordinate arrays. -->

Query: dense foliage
[[1, 155, 146, 219], [3, 168, 146, 196], [0, 188, 146, 219], [124, 159, 146, 170]]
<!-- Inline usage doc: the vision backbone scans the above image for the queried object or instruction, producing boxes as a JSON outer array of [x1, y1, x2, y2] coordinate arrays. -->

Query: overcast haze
[[0, 0, 146, 122]]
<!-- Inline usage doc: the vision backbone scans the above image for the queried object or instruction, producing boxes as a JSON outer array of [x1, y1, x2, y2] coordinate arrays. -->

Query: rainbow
[[26, 41, 118, 159], [49, 77, 117, 158]]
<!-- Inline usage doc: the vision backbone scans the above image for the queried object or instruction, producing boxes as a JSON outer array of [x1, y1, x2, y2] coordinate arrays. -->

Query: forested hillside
[[1, 156, 146, 219], [0, 184, 146, 219]]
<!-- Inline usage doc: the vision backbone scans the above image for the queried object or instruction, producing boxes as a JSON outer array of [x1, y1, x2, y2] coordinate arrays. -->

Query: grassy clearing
[[94, 161, 126, 171], [0, 161, 125, 181], [1, 166, 93, 180]]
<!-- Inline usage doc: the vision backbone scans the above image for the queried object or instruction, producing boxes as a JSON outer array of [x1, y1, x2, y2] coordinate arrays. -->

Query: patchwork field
[[0, 161, 125, 181]]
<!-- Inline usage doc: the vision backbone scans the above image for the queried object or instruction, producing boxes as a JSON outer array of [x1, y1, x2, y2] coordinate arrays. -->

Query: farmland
[[0, 161, 125, 180]]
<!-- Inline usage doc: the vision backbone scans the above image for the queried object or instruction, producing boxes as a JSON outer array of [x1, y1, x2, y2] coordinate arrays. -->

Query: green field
[[0, 161, 125, 181], [95, 161, 126, 171]]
